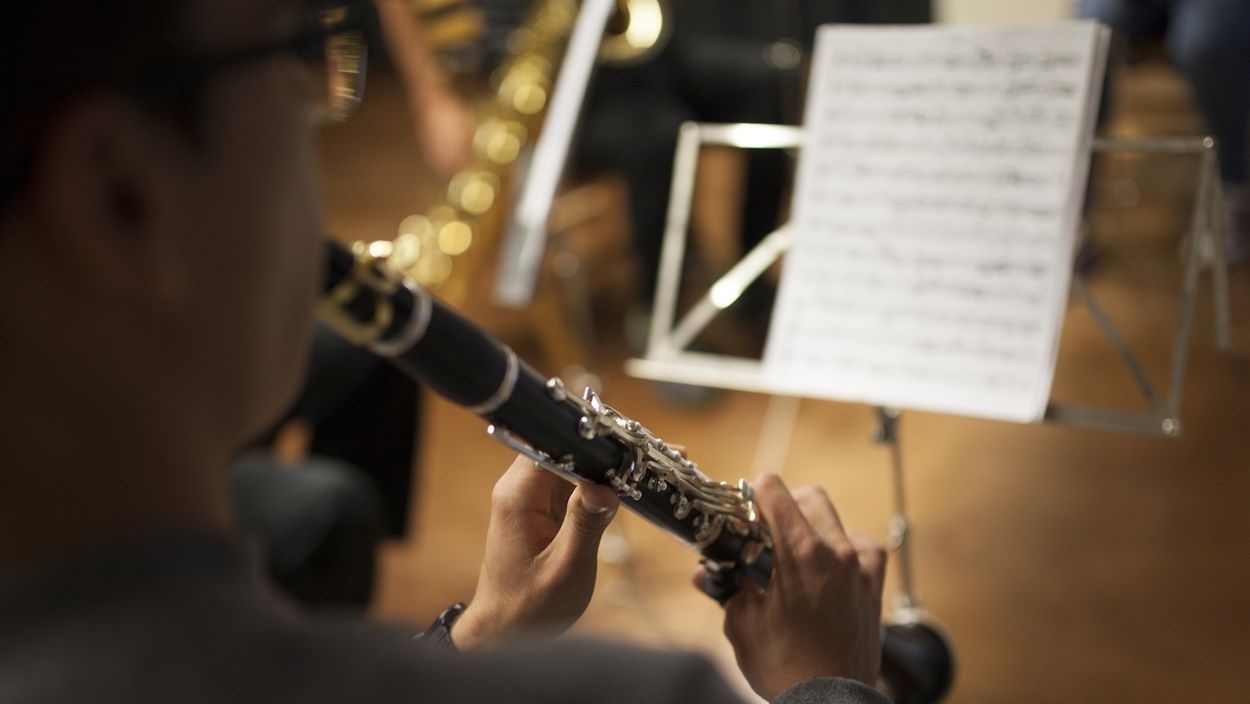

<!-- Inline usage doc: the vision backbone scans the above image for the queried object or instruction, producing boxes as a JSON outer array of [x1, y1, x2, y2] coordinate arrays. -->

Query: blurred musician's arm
[[374, 0, 473, 179]]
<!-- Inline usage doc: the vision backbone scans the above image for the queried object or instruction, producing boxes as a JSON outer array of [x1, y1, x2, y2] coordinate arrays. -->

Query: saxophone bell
[[599, 0, 670, 65]]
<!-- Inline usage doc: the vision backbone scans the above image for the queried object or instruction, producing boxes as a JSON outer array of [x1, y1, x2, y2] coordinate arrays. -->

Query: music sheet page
[[762, 22, 1109, 422]]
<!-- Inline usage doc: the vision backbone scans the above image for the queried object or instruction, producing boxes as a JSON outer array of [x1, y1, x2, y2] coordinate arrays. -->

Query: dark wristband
[[415, 601, 467, 650]]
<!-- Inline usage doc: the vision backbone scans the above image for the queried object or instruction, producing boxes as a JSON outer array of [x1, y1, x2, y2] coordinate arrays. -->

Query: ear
[[27, 95, 191, 309]]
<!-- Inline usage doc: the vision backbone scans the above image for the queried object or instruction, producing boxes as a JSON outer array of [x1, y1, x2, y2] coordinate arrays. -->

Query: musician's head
[[0, 0, 349, 459]]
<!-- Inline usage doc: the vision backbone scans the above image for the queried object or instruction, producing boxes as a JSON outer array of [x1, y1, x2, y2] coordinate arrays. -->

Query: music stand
[[625, 120, 1234, 614]]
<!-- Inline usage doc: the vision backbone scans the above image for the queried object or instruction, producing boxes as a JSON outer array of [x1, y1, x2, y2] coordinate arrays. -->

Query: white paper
[[763, 22, 1109, 422]]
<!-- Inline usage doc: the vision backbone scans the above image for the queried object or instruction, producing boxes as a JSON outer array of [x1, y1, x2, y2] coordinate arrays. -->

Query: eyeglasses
[[0, 3, 372, 208], [316, 4, 371, 122], [141, 1, 372, 123]]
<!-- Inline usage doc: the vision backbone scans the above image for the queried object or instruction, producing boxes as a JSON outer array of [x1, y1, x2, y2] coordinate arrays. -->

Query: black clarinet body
[[324, 241, 773, 585], [321, 240, 950, 703]]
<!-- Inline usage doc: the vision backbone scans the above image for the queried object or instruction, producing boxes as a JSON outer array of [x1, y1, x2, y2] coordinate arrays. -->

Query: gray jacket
[[0, 533, 888, 704]]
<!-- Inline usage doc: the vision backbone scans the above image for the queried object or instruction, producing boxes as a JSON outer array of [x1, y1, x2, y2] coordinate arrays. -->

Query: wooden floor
[[320, 64, 1250, 702]]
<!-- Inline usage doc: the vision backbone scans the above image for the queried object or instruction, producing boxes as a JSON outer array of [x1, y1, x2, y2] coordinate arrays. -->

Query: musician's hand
[[452, 454, 620, 648], [719, 475, 886, 700]]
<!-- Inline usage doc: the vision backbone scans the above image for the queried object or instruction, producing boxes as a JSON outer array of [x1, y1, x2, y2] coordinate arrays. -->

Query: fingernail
[[581, 489, 617, 515]]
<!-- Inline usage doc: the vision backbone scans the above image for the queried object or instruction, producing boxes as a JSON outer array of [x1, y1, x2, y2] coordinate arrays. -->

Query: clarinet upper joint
[[545, 377, 771, 556], [486, 423, 583, 485]]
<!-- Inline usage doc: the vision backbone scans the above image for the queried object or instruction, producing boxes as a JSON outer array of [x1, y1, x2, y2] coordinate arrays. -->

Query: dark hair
[[0, 1, 191, 210]]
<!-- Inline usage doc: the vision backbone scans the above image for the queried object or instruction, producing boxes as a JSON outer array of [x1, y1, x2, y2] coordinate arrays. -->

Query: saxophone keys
[[448, 171, 499, 215], [474, 118, 527, 165], [437, 219, 473, 256], [390, 216, 431, 275]]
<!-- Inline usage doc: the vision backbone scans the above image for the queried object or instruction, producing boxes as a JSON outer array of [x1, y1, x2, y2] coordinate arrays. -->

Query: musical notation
[[763, 22, 1109, 422]]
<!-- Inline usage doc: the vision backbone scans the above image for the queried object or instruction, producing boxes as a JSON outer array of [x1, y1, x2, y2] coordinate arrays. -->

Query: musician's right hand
[[720, 474, 887, 701]]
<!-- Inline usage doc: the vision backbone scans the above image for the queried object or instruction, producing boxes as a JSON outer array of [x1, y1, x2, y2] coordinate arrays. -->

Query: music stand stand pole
[[874, 406, 921, 616]]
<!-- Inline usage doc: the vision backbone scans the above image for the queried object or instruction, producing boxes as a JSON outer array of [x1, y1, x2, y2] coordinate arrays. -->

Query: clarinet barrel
[[321, 239, 954, 702]]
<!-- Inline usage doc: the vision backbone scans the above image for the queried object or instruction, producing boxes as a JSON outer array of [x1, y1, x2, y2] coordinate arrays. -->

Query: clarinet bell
[[698, 562, 954, 704], [879, 618, 956, 704]]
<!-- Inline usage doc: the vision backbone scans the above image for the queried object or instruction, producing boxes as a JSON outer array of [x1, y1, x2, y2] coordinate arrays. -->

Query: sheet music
[[763, 22, 1109, 422]]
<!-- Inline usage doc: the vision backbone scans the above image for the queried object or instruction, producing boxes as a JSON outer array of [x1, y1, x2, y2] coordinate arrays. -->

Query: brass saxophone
[[375, 0, 668, 305]]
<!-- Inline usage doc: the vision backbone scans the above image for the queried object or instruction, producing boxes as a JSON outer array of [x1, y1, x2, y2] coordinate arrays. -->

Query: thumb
[[550, 483, 620, 569]]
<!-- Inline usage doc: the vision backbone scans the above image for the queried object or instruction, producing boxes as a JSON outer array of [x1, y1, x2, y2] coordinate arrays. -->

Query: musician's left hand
[[451, 454, 621, 648]]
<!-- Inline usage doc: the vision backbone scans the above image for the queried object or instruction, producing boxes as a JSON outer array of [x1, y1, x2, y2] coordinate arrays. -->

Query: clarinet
[[320, 240, 953, 703]]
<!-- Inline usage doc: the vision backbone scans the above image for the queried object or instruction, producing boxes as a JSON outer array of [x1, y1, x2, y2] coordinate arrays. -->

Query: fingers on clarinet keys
[[695, 562, 742, 604]]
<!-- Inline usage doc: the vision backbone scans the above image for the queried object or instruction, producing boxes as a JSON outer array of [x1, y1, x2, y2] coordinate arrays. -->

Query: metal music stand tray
[[624, 121, 1234, 614]]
